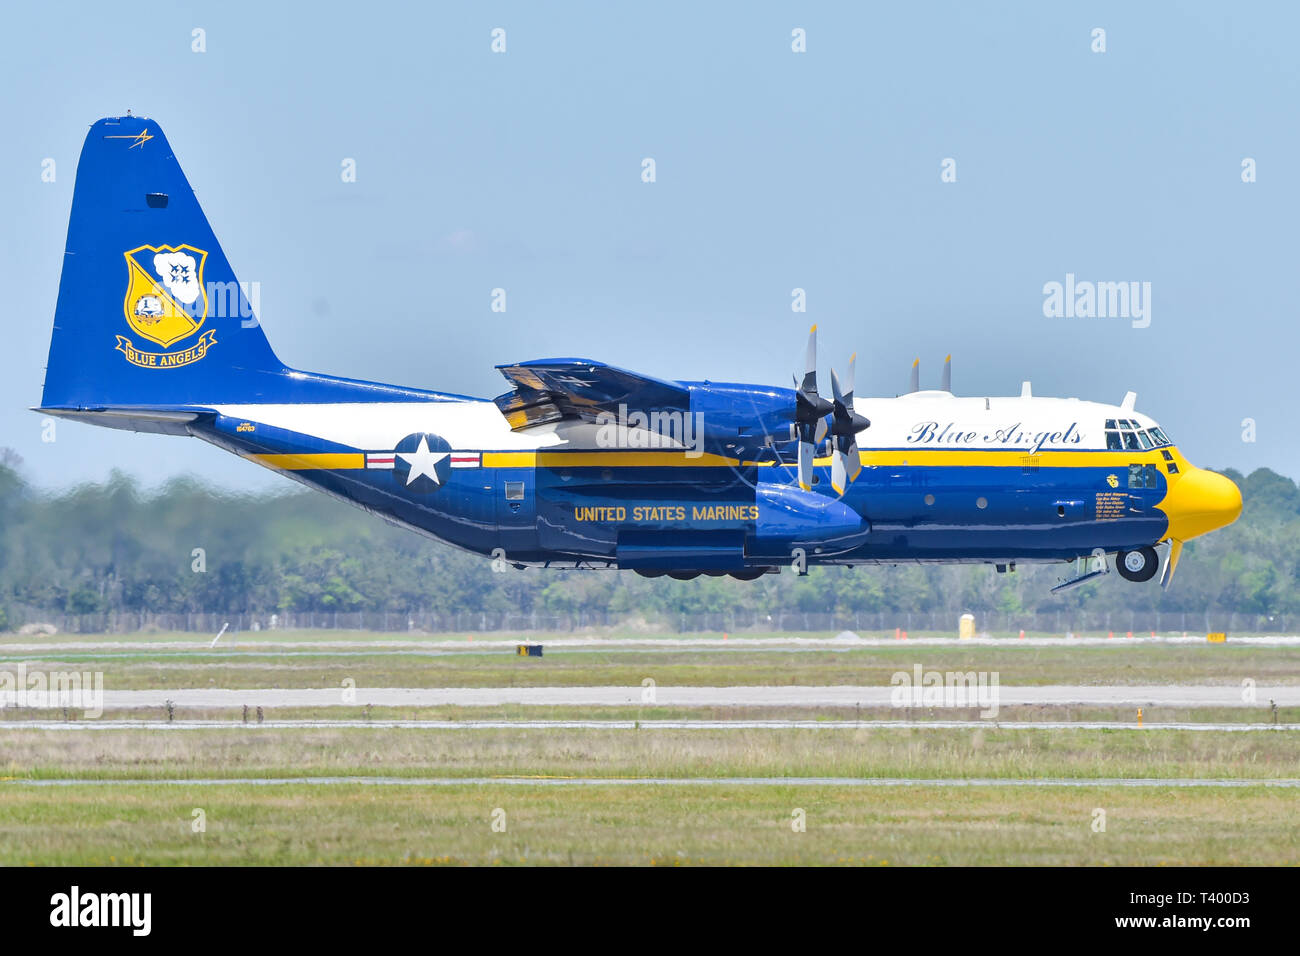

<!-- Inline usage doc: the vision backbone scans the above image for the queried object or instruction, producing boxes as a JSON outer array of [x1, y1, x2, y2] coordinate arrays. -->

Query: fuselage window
[[1136, 430, 1153, 450], [1167, 462, 1180, 474], [1123, 432, 1141, 450], [1105, 419, 1117, 429], [1129, 463, 1159, 488], [1149, 427, 1170, 446], [1106, 431, 1122, 450], [504, 481, 525, 501]]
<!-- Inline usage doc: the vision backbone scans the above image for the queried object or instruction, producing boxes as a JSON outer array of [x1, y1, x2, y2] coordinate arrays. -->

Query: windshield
[[1105, 420, 1172, 449]]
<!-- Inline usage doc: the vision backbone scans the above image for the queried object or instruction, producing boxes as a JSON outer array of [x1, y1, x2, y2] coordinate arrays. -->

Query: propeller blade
[[802, 324, 818, 392], [829, 366, 845, 441], [941, 354, 951, 392], [830, 365, 871, 440], [814, 417, 829, 444], [797, 439, 813, 491], [845, 438, 862, 482], [831, 448, 848, 496], [908, 358, 919, 393], [824, 357, 870, 495], [1160, 539, 1184, 589], [794, 325, 833, 424]]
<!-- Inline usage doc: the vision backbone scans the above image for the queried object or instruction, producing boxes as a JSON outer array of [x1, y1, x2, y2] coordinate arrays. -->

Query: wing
[[494, 358, 691, 430]]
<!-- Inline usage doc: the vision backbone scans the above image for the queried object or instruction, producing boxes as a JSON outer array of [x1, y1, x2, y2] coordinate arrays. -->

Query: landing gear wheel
[[667, 571, 701, 581], [1116, 546, 1159, 582]]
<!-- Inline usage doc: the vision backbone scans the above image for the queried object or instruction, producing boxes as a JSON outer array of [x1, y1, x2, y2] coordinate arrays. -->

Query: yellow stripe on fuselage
[[515, 448, 1172, 470], [251, 452, 366, 470], [250, 448, 1179, 471], [842, 448, 1171, 469], [483, 451, 764, 468]]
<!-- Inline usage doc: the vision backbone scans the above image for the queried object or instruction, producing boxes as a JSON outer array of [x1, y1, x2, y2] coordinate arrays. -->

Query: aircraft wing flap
[[493, 359, 690, 430]]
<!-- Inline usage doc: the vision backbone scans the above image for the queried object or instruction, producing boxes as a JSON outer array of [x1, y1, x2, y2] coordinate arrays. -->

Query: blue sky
[[2, 1, 1296, 490]]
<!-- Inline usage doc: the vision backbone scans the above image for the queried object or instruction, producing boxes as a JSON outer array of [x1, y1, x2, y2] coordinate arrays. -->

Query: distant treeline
[[0, 450, 1293, 631]]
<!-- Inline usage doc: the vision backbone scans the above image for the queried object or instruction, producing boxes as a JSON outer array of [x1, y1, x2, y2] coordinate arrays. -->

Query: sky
[[1, 1, 1296, 492]]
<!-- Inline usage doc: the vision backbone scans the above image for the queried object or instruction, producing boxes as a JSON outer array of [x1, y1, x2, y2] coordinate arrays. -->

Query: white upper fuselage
[[208, 390, 1166, 458]]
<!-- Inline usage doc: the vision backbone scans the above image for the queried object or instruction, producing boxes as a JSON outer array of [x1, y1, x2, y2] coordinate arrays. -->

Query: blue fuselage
[[198, 413, 1171, 571]]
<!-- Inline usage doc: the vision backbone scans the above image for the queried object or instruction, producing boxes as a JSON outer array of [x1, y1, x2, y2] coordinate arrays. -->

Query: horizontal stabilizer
[[33, 406, 202, 436]]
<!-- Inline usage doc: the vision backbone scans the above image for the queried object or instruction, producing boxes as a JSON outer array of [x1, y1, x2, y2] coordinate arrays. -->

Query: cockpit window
[[1108, 419, 1172, 450]]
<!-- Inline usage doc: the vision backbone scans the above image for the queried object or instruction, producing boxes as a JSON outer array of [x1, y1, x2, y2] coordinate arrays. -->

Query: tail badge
[[116, 244, 216, 369]]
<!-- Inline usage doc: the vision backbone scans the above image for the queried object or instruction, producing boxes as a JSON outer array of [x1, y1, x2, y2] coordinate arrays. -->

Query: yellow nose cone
[[1160, 466, 1242, 541]]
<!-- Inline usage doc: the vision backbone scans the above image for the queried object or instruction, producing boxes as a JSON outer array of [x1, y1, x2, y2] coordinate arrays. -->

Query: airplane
[[35, 116, 1242, 591]]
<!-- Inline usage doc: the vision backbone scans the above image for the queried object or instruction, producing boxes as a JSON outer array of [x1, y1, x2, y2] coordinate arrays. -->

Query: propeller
[[793, 325, 833, 491], [829, 354, 871, 495], [941, 354, 951, 392], [1160, 539, 1183, 589], [908, 358, 920, 393]]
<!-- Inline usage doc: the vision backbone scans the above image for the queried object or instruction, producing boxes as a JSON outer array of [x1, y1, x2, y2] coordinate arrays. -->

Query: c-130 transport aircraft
[[37, 117, 1242, 591]]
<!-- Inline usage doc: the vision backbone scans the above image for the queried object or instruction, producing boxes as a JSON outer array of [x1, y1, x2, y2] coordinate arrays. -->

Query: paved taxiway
[[1, 719, 1294, 731], [69, 684, 1300, 709]]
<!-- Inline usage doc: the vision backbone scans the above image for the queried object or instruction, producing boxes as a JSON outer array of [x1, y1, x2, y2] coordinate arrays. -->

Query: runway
[[70, 684, 1300, 709], [6, 775, 1299, 788], [0, 719, 1294, 731]]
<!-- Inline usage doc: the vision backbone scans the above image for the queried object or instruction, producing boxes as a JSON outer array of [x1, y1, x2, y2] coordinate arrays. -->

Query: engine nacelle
[[747, 482, 871, 559]]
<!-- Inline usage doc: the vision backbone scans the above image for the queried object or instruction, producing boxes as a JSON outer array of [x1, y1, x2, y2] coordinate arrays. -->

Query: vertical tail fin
[[41, 115, 286, 410]]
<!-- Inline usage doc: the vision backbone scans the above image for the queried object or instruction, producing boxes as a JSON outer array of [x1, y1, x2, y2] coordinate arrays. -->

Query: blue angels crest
[[116, 243, 217, 369]]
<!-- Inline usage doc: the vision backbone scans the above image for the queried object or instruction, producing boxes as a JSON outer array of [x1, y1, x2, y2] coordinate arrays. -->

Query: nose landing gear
[[1116, 546, 1159, 582]]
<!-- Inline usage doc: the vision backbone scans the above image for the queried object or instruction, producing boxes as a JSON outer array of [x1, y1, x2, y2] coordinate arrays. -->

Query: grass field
[[1, 784, 1294, 866], [3, 725, 1298, 781], [3, 635, 1298, 691], [1, 630, 1297, 865]]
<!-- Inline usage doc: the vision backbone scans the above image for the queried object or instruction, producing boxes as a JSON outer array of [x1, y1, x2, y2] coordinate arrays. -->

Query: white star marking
[[398, 435, 449, 486]]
